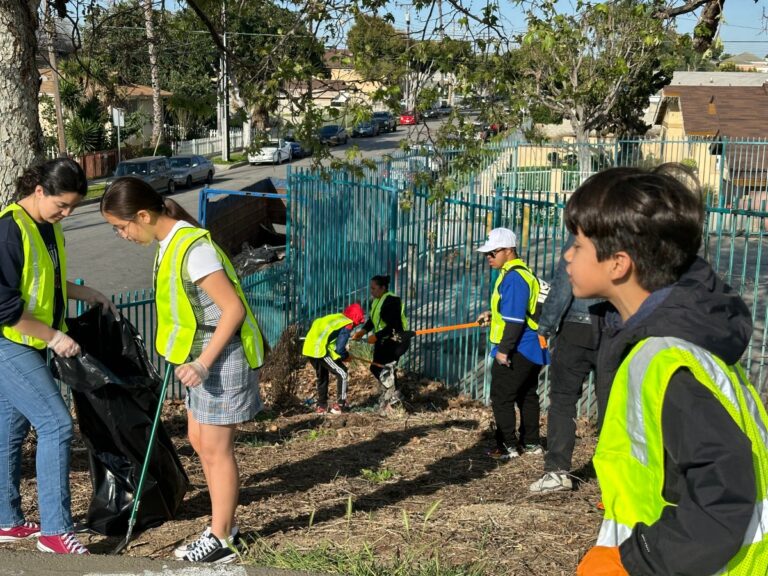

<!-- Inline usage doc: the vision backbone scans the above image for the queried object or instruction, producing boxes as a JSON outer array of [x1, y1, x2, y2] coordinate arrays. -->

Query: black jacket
[[362, 294, 405, 341], [594, 257, 756, 576], [537, 234, 602, 338]]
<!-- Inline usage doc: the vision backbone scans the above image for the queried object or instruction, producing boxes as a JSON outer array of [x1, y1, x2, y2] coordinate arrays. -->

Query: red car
[[399, 110, 418, 125]]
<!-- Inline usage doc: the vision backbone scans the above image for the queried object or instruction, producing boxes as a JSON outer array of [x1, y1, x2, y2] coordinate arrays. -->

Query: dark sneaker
[[486, 446, 519, 461], [174, 526, 240, 558], [315, 405, 327, 415], [0, 521, 40, 542], [529, 471, 573, 493], [181, 532, 238, 563], [523, 444, 544, 455], [37, 532, 90, 554]]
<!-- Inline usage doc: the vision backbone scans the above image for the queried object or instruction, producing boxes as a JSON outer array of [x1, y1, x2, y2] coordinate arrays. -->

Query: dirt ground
[[12, 362, 603, 575]]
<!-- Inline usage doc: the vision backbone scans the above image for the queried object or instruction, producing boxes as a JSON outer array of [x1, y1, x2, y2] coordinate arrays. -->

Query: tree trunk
[[570, 116, 592, 184], [693, 0, 724, 54], [0, 0, 43, 207], [45, 3, 66, 155], [142, 0, 162, 148]]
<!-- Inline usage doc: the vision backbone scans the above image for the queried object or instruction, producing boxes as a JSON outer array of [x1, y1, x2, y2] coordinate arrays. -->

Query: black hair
[[371, 275, 390, 289], [14, 158, 87, 201], [565, 164, 704, 292], [100, 176, 200, 227]]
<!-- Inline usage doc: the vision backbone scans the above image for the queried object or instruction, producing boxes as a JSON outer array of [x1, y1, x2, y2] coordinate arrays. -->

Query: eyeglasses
[[112, 218, 135, 237], [485, 249, 504, 258]]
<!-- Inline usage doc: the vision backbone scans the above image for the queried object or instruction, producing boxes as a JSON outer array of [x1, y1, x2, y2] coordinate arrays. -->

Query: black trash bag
[[53, 305, 189, 536]]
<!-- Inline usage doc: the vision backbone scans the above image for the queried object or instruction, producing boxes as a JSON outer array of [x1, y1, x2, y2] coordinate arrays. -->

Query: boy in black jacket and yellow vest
[[567, 165, 768, 575]]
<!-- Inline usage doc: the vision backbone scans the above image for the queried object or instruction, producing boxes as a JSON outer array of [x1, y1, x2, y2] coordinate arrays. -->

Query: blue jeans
[[0, 337, 73, 535]]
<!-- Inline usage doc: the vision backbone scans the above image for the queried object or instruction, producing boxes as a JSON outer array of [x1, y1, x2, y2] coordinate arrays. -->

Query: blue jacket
[[537, 234, 602, 338]]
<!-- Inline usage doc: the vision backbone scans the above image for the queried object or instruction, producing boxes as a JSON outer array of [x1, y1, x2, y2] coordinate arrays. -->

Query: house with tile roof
[[38, 67, 172, 145], [720, 52, 768, 73], [655, 83, 768, 206]]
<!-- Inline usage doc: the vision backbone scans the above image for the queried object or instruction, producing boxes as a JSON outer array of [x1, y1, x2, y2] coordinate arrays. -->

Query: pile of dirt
[[14, 367, 602, 575]]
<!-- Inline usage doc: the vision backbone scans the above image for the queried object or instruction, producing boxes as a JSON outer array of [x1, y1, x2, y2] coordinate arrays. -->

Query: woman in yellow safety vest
[[0, 158, 114, 555], [101, 177, 265, 564], [353, 274, 409, 409]]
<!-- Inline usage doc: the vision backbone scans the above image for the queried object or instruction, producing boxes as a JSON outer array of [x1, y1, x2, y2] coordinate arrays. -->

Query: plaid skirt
[[185, 337, 263, 425]]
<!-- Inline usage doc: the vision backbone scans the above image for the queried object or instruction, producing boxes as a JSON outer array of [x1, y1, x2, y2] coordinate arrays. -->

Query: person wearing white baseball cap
[[476, 228, 549, 460]]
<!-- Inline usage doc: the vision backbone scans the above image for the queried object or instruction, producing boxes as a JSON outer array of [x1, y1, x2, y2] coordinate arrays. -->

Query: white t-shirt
[[157, 221, 223, 283]]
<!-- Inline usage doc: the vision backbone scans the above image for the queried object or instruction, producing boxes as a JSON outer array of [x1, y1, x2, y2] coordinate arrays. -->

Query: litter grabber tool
[[346, 354, 397, 390], [111, 362, 173, 555]]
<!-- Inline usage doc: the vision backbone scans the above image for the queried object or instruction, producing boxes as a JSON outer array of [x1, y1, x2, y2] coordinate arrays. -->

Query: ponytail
[[163, 197, 200, 227]]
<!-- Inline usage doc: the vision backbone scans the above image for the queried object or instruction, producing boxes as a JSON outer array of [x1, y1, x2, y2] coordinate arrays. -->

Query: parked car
[[318, 125, 348, 145], [106, 156, 175, 194], [285, 138, 310, 159], [437, 104, 453, 116], [372, 111, 396, 133], [422, 108, 440, 120], [248, 139, 293, 165], [169, 155, 215, 188], [351, 121, 379, 137], [384, 155, 442, 185], [399, 110, 418, 126]]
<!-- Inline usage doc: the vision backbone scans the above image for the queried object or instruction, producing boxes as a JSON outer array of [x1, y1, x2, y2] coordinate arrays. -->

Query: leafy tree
[[515, 0, 672, 170], [347, 13, 407, 83]]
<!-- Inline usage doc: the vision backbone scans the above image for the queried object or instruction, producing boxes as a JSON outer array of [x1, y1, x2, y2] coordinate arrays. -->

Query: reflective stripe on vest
[[154, 227, 265, 368], [0, 204, 67, 349], [302, 313, 352, 360], [594, 337, 768, 574], [489, 259, 539, 343], [370, 292, 408, 333]]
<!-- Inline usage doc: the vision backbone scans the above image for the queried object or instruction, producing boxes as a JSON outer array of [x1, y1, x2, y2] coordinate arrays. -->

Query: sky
[[162, 0, 768, 56], [388, 1, 768, 58]]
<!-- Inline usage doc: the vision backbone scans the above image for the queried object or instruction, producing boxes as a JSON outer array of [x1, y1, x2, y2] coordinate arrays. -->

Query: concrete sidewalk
[[0, 549, 328, 576]]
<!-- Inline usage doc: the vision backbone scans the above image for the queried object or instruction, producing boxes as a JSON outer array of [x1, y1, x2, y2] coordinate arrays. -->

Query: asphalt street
[[64, 123, 430, 295]]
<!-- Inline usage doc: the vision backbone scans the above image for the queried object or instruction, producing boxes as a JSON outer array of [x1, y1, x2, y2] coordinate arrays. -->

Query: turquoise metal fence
[[100, 136, 768, 414]]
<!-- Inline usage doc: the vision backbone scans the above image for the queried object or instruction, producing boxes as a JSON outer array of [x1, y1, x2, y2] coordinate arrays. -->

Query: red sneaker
[[315, 405, 327, 415], [36, 532, 90, 555], [0, 521, 40, 542], [330, 402, 347, 414]]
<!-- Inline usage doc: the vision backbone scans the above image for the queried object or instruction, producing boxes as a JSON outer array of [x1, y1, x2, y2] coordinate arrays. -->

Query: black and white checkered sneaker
[[175, 526, 240, 560]]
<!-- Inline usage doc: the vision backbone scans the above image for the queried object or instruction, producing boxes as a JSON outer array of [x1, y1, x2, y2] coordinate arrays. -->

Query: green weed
[[235, 433, 270, 448], [306, 428, 335, 441], [241, 537, 487, 576], [360, 467, 397, 483]]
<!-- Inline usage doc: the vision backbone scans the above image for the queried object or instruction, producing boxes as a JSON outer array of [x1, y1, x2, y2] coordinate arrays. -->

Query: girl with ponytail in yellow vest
[[0, 159, 114, 555], [352, 275, 410, 409], [566, 165, 768, 576], [101, 177, 265, 564]]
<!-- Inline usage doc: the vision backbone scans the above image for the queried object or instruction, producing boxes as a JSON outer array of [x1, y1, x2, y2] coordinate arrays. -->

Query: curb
[[0, 549, 330, 576], [215, 160, 249, 171]]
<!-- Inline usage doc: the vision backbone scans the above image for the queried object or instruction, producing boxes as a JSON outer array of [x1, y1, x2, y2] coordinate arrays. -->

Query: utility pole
[[219, 0, 230, 161], [405, 11, 411, 111], [45, 4, 66, 156]]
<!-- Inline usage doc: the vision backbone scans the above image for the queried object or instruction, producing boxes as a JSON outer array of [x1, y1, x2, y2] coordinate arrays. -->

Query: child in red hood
[[302, 303, 365, 414]]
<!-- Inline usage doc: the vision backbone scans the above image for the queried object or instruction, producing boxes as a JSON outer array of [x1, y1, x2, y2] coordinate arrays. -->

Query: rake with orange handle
[[361, 321, 485, 344]]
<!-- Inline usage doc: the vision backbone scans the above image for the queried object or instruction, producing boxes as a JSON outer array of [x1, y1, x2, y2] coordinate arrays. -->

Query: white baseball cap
[[477, 228, 517, 252]]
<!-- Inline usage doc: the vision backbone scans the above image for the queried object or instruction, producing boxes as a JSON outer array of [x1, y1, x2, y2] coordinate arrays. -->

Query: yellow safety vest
[[0, 203, 67, 349], [302, 313, 353, 360], [154, 227, 265, 368], [370, 291, 408, 333], [594, 337, 768, 574], [489, 259, 539, 343]]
